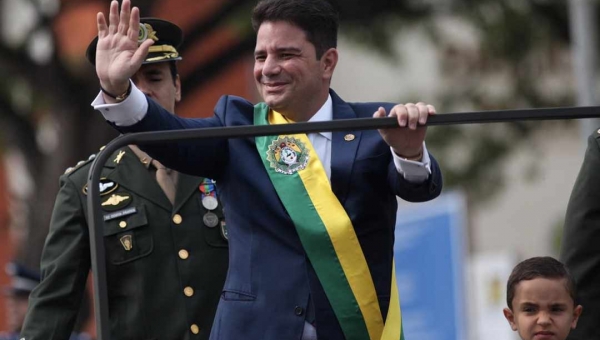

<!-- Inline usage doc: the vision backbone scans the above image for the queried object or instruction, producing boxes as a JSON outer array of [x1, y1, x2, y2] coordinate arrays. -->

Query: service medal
[[203, 212, 219, 228], [202, 196, 219, 210]]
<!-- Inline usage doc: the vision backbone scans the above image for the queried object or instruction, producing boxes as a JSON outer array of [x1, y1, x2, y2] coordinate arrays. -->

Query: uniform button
[[179, 249, 189, 260], [184, 286, 194, 297], [190, 324, 199, 334], [172, 214, 182, 224], [294, 306, 304, 316], [119, 221, 127, 229]]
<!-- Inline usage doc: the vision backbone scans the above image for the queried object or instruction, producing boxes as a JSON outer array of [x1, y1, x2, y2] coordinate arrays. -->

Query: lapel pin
[[344, 134, 355, 142]]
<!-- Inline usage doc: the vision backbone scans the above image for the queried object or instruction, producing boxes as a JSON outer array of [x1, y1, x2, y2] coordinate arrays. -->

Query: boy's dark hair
[[251, 0, 339, 59], [506, 256, 577, 309]]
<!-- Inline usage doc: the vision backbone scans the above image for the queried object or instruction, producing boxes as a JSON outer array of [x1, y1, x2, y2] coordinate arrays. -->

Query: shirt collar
[[307, 94, 332, 140]]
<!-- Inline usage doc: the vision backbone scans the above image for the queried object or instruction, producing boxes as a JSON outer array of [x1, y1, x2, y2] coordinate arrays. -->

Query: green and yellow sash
[[254, 103, 405, 340]]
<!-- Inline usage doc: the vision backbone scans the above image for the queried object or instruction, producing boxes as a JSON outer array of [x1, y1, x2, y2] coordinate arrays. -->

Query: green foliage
[[339, 0, 576, 204]]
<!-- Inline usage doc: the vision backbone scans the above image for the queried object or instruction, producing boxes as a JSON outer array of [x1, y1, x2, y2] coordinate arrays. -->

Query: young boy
[[503, 256, 583, 340]]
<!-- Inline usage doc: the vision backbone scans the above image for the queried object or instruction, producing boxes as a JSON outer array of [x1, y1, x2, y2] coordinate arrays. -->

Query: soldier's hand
[[96, 0, 153, 99]]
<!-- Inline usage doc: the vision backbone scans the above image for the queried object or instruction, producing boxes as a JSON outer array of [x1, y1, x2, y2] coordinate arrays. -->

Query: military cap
[[86, 18, 183, 65], [3, 262, 40, 297]]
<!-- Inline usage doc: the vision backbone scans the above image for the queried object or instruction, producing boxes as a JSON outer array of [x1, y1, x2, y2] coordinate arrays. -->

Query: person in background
[[503, 256, 582, 340], [1, 262, 91, 340], [561, 128, 600, 340], [19, 18, 229, 340]]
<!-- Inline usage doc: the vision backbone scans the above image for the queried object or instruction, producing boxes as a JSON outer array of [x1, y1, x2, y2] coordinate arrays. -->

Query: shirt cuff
[[91, 81, 148, 126], [392, 142, 432, 183]]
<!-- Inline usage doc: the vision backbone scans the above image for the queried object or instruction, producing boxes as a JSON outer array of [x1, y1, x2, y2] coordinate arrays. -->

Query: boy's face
[[503, 278, 582, 340]]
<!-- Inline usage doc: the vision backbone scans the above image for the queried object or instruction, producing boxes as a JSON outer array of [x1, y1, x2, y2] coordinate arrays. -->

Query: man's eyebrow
[[143, 68, 163, 75], [276, 47, 301, 53], [254, 47, 302, 56]]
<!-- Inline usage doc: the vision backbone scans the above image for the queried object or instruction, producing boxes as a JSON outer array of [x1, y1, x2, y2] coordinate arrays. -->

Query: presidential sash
[[253, 103, 405, 340]]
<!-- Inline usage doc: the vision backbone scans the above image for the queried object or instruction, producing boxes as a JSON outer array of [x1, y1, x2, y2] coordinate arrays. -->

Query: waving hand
[[96, 0, 154, 97]]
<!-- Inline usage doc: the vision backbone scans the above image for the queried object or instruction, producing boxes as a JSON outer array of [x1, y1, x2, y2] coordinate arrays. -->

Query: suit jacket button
[[294, 306, 304, 316]]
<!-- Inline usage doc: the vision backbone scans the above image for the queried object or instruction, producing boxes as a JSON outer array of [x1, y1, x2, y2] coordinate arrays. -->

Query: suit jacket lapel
[[173, 173, 203, 213], [330, 90, 361, 205], [106, 147, 172, 211]]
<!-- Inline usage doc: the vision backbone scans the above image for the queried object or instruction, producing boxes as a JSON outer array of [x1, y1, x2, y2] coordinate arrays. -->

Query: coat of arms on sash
[[266, 136, 309, 175]]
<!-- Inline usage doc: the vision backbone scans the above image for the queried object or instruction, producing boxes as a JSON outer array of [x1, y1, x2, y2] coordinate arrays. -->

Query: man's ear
[[503, 308, 518, 331], [175, 74, 182, 103], [571, 305, 583, 329], [321, 48, 338, 81]]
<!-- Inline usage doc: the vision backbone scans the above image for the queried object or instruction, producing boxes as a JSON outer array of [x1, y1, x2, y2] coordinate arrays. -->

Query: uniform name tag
[[103, 207, 137, 221]]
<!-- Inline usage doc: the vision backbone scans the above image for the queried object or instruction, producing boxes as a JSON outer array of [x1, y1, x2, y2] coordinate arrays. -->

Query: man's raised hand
[[96, 0, 153, 97]]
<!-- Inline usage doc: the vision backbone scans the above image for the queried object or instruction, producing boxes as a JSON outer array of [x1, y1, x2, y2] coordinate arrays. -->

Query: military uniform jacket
[[20, 146, 229, 340], [562, 130, 600, 340]]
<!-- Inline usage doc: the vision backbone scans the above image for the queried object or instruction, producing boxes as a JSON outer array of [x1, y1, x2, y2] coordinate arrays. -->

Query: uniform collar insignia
[[114, 150, 126, 164]]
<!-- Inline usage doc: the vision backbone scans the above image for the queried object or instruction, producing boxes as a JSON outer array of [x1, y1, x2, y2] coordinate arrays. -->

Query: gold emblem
[[344, 134, 355, 141], [102, 194, 131, 207], [114, 151, 125, 164], [138, 23, 159, 44], [120, 235, 133, 251]]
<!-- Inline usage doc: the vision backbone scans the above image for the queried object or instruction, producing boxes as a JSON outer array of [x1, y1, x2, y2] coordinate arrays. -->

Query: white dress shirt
[[92, 83, 432, 183]]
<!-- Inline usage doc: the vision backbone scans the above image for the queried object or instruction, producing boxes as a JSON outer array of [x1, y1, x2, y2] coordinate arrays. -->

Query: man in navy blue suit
[[91, 0, 443, 339]]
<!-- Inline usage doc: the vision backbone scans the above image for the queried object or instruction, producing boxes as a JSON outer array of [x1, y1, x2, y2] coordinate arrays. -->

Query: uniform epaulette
[[64, 147, 103, 175]]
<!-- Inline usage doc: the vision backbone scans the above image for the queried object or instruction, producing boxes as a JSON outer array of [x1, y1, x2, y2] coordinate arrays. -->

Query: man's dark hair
[[506, 256, 577, 309], [168, 61, 178, 85], [251, 0, 339, 59]]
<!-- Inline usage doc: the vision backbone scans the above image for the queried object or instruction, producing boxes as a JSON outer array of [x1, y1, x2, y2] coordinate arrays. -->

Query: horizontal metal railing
[[87, 105, 600, 339]]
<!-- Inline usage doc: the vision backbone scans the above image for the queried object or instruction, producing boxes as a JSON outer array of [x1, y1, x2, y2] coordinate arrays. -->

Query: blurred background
[[0, 0, 597, 339]]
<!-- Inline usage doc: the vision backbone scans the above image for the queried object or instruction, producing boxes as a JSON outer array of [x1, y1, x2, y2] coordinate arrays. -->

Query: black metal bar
[[87, 104, 600, 339]]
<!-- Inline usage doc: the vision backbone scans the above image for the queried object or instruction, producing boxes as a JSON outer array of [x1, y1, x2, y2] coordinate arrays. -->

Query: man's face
[[132, 62, 181, 113], [503, 278, 582, 340], [253, 21, 335, 120]]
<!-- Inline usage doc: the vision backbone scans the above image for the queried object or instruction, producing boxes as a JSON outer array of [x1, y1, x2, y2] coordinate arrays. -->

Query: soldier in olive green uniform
[[20, 18, 229, 340], [562, 128, 600, 340]]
